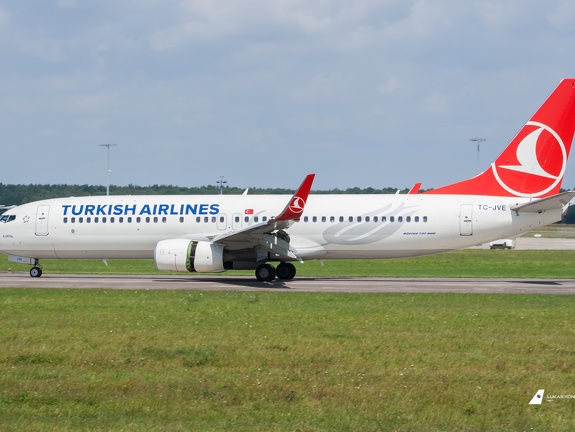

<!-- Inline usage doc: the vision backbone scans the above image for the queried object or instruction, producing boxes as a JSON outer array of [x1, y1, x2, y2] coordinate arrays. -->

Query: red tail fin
[[426, 79, 575, 197]]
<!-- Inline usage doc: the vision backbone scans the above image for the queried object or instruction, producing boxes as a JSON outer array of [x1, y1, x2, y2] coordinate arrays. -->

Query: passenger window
[[390, 216, 394, 222], [357, 216, 362, 222], [63, 217, 68, 223], [304, 216, 309, 222], [78, 217, 83, 223], [322, 216, 327, 222], [71, 217, 76, 223], [398, 216, 403, 222], [254, 216, 259, 223], [162, 217, 167, 223], [365, 216, 370, 222], [330, 216, 335, 222], [374, 216, 378, 222], [415, 216, 419, 222], [179, 217, 184, 223], [382, 216, 387, 222], [406, 216, 411, 222], [312, 216, 317, 222], [348, 216, 353, 222], [339, 216, 344, 222], [423, 216, 428, 222], [154, 217, 159, 223]]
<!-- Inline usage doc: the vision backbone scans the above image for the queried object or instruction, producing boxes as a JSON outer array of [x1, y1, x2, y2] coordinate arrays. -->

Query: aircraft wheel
[[30, 267, 43, 278], [255, 264, 276, 282], [276, 262, 296, 280]]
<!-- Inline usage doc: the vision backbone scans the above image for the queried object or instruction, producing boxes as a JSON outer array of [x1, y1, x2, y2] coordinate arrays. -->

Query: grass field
[[1, 289, 574, 431], [2, 230, 575, 430], [3, 249, 575, 279]]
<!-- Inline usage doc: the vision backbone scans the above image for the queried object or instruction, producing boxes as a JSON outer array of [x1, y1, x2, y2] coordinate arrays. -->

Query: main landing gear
[[255, 262, 296, 282]]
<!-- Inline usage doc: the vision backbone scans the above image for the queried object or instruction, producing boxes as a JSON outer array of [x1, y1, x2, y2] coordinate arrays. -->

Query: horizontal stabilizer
[[511, 191, 575, 213]]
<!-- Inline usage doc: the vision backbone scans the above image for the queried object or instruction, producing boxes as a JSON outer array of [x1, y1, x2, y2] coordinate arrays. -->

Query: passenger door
[[35, 205, 50, 236]]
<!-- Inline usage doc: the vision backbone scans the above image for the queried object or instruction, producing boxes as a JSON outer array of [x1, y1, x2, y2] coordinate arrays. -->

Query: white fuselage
[[0, 193, 559, 261]]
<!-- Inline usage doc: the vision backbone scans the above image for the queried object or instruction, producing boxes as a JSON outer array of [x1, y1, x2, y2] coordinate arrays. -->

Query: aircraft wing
[[511, 191, 575, 213], [206, 174, 315, 260]]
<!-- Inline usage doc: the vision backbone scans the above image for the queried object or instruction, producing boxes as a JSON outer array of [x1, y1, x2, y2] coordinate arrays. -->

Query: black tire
[[255, 264, 276, 282], [30, 267, 42, 278], [276, 262, 296, 280]]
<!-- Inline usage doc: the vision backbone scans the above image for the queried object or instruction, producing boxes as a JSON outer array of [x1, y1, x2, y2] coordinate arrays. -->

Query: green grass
[[0, 289, 574, 431], [522, 226, 575, 238], [3, 249, 575, 278]]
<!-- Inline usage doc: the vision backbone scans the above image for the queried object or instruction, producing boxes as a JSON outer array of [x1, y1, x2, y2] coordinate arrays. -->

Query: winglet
[[275, 174, 315, 221], [408, 182, 422, 194]]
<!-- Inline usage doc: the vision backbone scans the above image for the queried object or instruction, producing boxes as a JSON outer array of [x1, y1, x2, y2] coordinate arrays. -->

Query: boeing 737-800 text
[[2, 79, 575, 281]]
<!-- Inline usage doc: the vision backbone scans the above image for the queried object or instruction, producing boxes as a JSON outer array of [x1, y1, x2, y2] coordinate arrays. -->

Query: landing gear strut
[[255, 262, 296, 282]]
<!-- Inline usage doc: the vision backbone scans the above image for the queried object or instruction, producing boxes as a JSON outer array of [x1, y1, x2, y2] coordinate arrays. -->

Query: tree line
[[0, 183, 411, 206]]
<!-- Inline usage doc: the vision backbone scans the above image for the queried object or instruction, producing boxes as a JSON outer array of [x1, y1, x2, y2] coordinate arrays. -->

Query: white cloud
[[2, 1, 575, 189], [56, 0, 78, 8], [377, 77, 400, 95], [149, 0, 402, 51], [0, 7, 8, 27], [291, 74, 340, 102]]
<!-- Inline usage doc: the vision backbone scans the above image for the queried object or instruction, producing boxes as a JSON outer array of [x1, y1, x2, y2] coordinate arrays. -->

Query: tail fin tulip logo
[[529, 389, 545, 405], [288, 196, 306, 214], [493, 121, 566, 197]]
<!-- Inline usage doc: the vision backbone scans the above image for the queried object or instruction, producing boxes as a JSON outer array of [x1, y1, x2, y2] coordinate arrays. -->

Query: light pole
[[99, 144, 117, 196], [469, 138, 486, 171], [217, 176, 228, 195]]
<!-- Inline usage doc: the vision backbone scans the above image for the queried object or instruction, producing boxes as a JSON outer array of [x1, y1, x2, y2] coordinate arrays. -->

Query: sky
[[2, 0, 575, 191]]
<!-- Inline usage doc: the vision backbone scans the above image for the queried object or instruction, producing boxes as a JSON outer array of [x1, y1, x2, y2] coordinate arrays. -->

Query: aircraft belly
[[324, 249, 446, 259], [53, 250, 153, 259], [51, 234, 157, 259], [1, 248, 58, 259]]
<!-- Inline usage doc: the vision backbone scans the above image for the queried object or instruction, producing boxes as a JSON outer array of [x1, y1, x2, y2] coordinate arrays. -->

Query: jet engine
[[154, 239, 225, 273]]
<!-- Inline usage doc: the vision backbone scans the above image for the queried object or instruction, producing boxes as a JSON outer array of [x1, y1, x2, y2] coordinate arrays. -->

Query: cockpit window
[[0, 214, 16, 223]]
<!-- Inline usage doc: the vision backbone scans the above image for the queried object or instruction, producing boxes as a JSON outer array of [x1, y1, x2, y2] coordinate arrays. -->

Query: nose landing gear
[[29, 266, 43, 277]]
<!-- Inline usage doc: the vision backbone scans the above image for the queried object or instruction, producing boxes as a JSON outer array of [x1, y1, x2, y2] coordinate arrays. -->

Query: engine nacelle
[[154, 239, 225, 273]]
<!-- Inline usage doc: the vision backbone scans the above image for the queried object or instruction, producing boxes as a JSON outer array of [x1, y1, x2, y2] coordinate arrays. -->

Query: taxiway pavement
[[1, 273, 574, 294]]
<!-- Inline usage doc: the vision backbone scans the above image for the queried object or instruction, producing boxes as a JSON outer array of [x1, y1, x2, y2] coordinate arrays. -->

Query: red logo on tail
[[288, 196, 306, 214], [492, 121, 566, 197]]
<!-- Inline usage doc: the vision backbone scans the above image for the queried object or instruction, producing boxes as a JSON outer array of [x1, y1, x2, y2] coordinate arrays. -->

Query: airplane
[[2, 78, 575, 282]]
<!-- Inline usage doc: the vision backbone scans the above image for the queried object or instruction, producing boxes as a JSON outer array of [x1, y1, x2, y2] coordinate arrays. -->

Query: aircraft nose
[[0, 212, 18, 252]]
